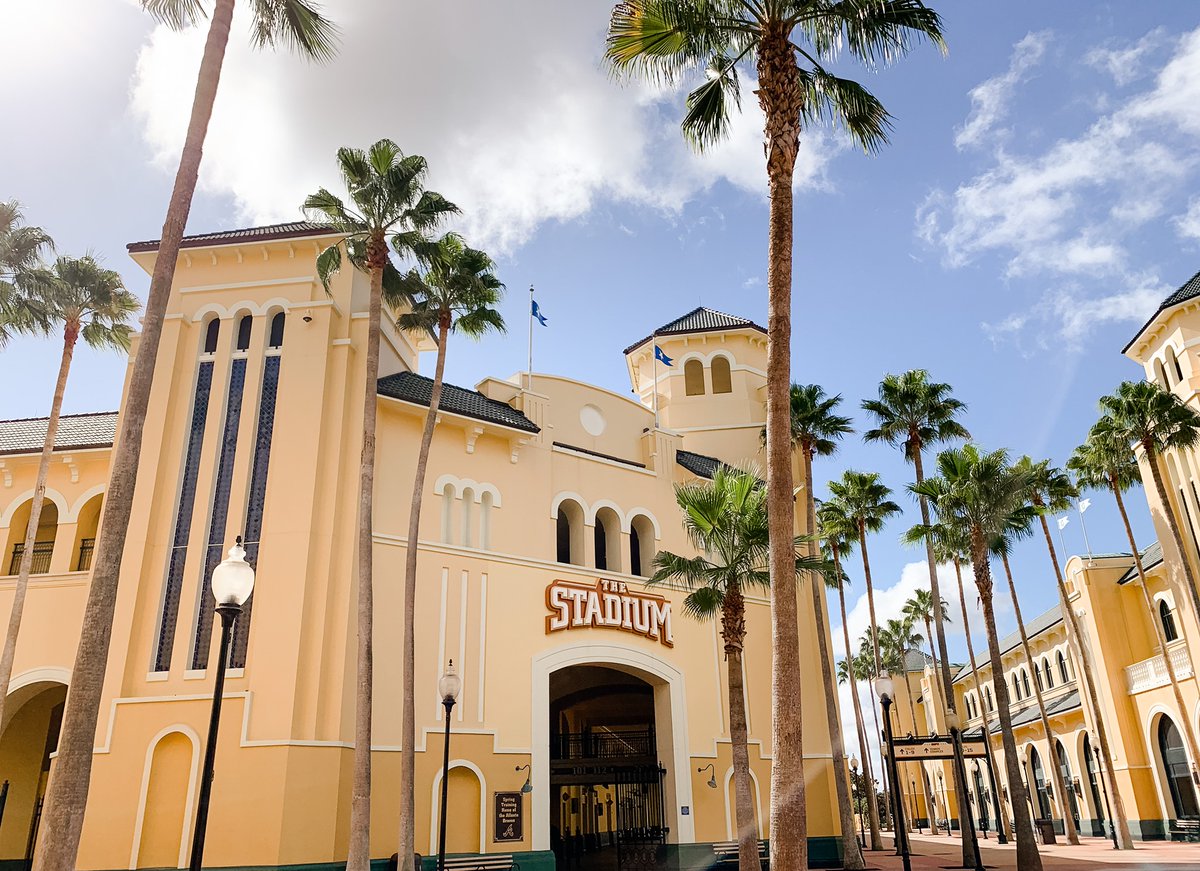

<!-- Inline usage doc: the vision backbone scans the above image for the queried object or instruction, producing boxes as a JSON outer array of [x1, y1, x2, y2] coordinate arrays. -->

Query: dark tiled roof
[[977, 690, 1081, 735], [623, 306, 766, 354], [127, 221, 335, 253], [377, 372, 538, 433], [676, 449, 724, 479], [954, 604, 1063, 682], [1123, 269, 1200, 352], [0, 411, 118, 456], [1118, 541, 1163, 584]]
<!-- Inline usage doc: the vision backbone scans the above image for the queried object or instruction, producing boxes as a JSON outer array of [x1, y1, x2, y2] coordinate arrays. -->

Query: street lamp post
[[946, 712, 984, 871], [875, 675, 911, 871], [850, 755, 865, 848], [437, 660, 463, 871], [189, 539, 256, 871]]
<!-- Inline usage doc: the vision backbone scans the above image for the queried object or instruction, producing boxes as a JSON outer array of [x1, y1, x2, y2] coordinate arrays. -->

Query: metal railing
[[7, 542, 54, 576], [1125, 643, 1194, 694], [551, 727, 656, 760], [76, 538, 95, 572]]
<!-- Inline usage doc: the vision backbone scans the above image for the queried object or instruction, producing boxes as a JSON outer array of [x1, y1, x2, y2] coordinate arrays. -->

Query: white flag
[[1079, 498, 1092, 513], [1057, 516, 1070, 530]]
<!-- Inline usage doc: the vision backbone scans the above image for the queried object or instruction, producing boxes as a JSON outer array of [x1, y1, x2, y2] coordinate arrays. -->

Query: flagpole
[[1055, 518, 1068, 558], [652, 343, 660, 430], [526, 284, 534, 391], [1077, 499, 1093, 557]]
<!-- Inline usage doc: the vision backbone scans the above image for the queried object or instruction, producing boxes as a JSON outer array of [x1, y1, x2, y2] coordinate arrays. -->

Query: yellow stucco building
[[892, 269, 1200, 846], [0, 222, 846, 870]]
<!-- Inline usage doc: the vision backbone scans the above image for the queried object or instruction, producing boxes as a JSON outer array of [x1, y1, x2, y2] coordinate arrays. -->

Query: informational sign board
[[494, 792, 523, 842], [545, 578, 673, 647], [884, 736, 987, 760]]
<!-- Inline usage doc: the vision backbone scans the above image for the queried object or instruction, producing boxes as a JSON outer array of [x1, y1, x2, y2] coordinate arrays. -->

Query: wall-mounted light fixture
[[697, 763, 717, 789]]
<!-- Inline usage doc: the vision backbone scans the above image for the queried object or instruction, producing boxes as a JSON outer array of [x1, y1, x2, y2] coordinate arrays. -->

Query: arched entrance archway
[[1158, 715, 1199, 819], [1082, 734, 1105, 836], [0, 679, 67, 866]]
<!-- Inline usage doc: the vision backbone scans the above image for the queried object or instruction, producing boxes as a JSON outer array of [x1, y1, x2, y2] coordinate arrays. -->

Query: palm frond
[[141, 0, 206, 30], [247, 0, 339, 62]]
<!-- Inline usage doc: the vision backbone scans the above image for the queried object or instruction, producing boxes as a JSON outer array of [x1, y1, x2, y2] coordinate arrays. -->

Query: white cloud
[[1176, 198, 1200, 241], [955, 31, 1050, 151], [129, 0, 834, 256], [1085, 28, 1169, 86], [920, 26, 1200, 344]]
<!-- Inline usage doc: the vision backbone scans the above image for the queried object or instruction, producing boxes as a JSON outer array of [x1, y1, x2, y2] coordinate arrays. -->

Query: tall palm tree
[[1070, 429, 1200, 824], [827, 471, 900, 674], [820, 502, 884, 851], [991, 522, 1081, 846], [36, 6, 337, 866], [902, 588, 949, 716], [390, 232, 504, 859], [772, 386, 863, 867], [0, 201, 53, 347], [914, 445, 1043, 871], [0, 257, 137, 734], [304, 141, 457, 869], [606, 9, 945, 866], [863, 369, 976, 860], [1095, 381, 1200, 692], [652, 465, 819, 871], [1021, 454, 1134, 848]]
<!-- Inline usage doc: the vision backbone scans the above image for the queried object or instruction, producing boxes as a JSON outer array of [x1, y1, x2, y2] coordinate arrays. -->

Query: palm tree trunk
[[1110, 481, 1200, 804], [999, 553, 1080, 845], [758, 25, 805, 871], [866, 677, 888, 827], [723, 588, 760, 871], [913, 448, 977, 862], [971, 533, 1042, 871], [32, 3, 236, 867], [347, 249, 386, 871], [857, 524, 882, 678], [954, 557, 1012, 841], [0, 324, 76, 729], [804, 456, 864, 869], [837, 568, 883, 850], [398, 313, 451, 863]]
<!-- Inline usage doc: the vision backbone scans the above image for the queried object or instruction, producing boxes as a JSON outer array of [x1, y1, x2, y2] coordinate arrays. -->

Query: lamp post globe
[[189, 538, 255, 871], [438, 660, 462, 871]]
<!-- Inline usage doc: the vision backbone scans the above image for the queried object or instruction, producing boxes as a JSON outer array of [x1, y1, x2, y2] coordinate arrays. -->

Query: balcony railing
[[8, 541, 54, 576], [1125, 644, 1195, 694], [551, 727, 656, 761], [76, 538, 95, 572]]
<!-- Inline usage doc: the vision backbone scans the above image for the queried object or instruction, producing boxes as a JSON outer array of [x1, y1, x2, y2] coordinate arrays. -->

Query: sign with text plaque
[[494, 792, 523, 842]]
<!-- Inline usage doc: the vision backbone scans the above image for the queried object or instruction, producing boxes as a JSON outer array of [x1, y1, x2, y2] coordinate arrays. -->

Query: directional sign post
[[883, 735, 987, 760]]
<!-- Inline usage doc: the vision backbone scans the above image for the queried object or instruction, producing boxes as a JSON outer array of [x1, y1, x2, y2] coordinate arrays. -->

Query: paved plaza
[[866, 833, 1200, 870]]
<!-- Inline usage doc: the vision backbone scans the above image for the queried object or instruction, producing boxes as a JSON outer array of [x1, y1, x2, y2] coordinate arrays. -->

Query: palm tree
[[0, 201, 53, 347], [991, 519, 1081, 846], [1095, 381, 1200, 692], [902, 588, 949, 716], [1021, 454, 1134, 848], [304, 140, 457, 869], [863, 369, 976, 861], [827, 471, 900, 674], [1070, 429, 1200, 830], [0, 257, 137, 734], [914, 445, 1043, 871], [35, 6, 337, 866], [820, 502, 884, 851], [606, 9, 945, 866], [390, 232, 504, 859], [651, 465, 819, 871], [772, 386, 862, 867]]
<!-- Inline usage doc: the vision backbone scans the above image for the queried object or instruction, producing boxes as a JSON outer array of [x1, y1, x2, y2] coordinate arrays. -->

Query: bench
[[394, 854, 518, 871], [1170, 819, 1200, 842], [712, 840, 767, 869]]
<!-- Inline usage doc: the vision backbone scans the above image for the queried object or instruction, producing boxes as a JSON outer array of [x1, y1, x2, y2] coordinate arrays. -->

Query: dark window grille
[[1161, 599, 1179, 643], [8, 541, 54, 575], [236, 315, 252, 351], [191, 358, 247, 670], [594, 523, 607, 571], [76, 538, 95, 572], [268, 312, 285, 348], [629, 526, 642, 577], [203, 319, 220, 354], [1057, 651, 1069, 683], [153, 361, 214, 672], [230, 354, 282, 668]]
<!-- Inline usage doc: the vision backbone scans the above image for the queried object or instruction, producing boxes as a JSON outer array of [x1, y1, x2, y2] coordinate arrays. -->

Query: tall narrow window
[[629, 515, 655, 577], [1021, 670, 1031, 697], [1169, 346, 1184, 382], [1012, 675, 1021, 700], [629, 526, 642, 577], [1159, 716, 1200, 817], [479, 491, 493, 551], [203, 318, 220, 354], [236, 314, 252, 351], [594, 523, 607, 571], [461, 487, 474, 548], [985, 687, 993, 712], [1057, 650, 1069, 683], [684, 359, 705, 396], [268, 312, 285, 348], [1043, 659, 1054, 689], [1161, 599, 1179, 642], [711, 356, 732, 394]]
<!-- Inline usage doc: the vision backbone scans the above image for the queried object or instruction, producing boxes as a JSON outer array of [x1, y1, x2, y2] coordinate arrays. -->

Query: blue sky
[[4, 1, 1200, 674]]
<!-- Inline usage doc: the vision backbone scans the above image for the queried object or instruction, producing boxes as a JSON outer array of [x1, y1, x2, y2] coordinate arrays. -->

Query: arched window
[[203, 318, 220, 354], [1168, 346, 1184, 383], [985, 686, 993, 712], [1161, 599, 1179, 643], [629, 514, 656, 577], [684, 359, 705, 396], [461, 487, 475, 548], [439, 482, 456, 544], [1159, 716, 1200, 818], [1056, 740, 1080, 826], [268, 311, 285, 348], [236, 314, 252, 351], [479, 491, 493, 551], [1021, 670, 1031, 698], [711, 356, 732, 394], [555, 499, 584, 565], [5, 499, 58, 576], [1012, 674, 1021, 701], [1154, 360, 1170, 389], [1057, 651, 1069, 684], [1043, 659, 1054, 689], [1029, 746, 1052, 819]]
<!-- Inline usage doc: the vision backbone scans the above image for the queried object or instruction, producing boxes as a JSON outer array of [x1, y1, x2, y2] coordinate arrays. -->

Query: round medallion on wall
[[580, 404, 606, 436]]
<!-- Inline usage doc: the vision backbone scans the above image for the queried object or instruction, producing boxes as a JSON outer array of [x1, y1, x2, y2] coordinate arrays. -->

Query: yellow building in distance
[[0, 222, 846, 870]]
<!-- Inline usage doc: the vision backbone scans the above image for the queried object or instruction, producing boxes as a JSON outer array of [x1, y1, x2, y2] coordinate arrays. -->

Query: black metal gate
[[614, 765, 667, 871]]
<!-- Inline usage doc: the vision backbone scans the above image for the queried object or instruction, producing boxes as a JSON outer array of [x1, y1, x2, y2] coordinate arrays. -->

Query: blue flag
[[532, 299, 549, 326], [654, 345, 673, 367]]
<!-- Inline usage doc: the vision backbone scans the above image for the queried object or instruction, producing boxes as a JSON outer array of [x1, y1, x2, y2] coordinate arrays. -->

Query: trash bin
[[1034, 819, 1057, 845]]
